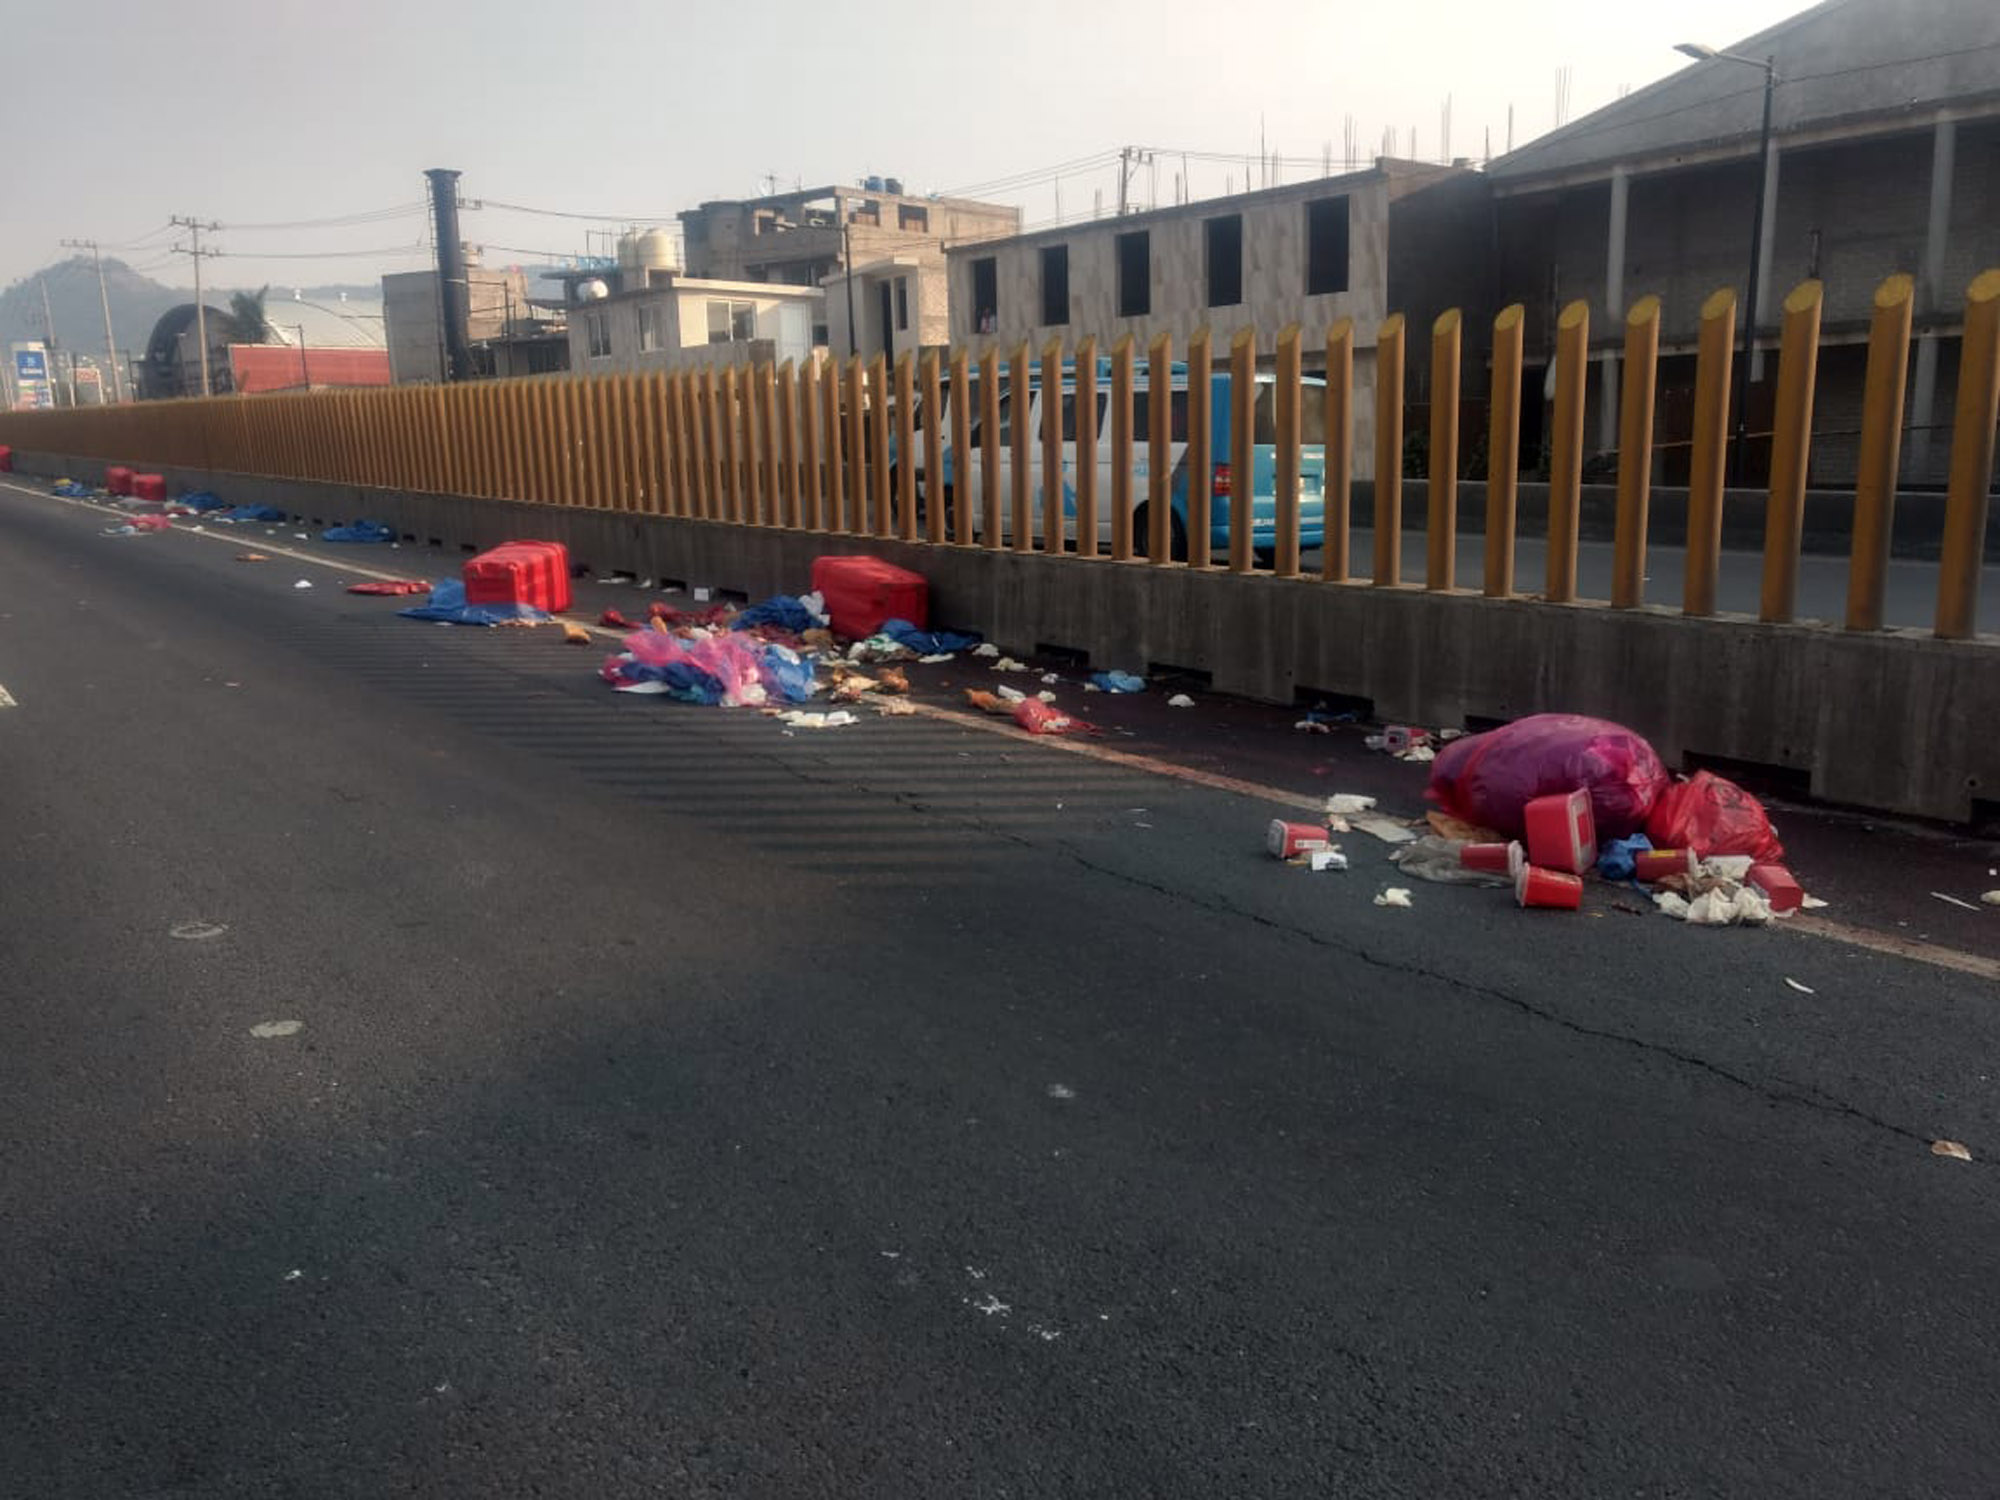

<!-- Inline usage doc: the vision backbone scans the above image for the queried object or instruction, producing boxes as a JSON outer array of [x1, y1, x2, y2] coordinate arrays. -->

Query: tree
[[220, 285, 274, 345]]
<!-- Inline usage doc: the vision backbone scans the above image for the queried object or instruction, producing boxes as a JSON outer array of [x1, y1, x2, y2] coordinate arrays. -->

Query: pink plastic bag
[[1013, 699, 1085, 735], [1645, 771, 1784, 862], [1426, 713, 1668, 839]]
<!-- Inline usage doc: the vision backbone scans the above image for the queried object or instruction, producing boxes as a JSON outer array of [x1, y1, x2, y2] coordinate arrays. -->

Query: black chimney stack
[[426, 168, 472, 382]]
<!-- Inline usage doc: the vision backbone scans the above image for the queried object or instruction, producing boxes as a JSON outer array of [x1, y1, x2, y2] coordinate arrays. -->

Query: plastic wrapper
[[1389, 835, 1512, 886], [1645, 771, 1784, 863], [1426, 713, 1667, 839], [603, 629, 817, 706]]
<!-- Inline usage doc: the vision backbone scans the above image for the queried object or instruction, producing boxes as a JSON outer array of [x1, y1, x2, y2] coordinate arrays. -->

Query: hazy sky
[[6, 0, 1808, 292]]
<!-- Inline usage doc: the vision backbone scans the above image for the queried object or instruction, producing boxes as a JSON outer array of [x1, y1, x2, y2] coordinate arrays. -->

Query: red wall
[[229, 345, 391, 394]]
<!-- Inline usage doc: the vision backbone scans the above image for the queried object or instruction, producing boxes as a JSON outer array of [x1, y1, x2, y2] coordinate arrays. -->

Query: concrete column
[[1600, 166, 1629, 453], [1751, 145, 1782, 382], [1907, 117, 1958, 480]]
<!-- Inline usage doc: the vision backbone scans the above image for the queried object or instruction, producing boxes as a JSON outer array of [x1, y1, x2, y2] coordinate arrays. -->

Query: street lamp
[[1677, 41, 1778, 481]]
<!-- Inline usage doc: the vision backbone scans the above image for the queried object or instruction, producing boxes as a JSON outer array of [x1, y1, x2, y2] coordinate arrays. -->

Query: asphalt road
[[4, 481, 1999, 1499]]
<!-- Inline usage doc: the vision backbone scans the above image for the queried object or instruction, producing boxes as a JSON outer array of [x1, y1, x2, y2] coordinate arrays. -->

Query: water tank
[[631, 227, 678, 272], [865, 175, 885, 192], [616, 232, 642, 271], [577, 278, 610, 302], [884, 177, 903, 196]]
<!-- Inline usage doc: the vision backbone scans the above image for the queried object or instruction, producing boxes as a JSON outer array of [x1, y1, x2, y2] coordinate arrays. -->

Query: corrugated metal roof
[[1489, 0, 2000, 186]]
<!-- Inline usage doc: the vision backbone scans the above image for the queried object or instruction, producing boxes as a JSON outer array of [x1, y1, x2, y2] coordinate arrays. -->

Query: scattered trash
[[1783, 977, 1816, 994], [222, 504, 287, 523], [693, 587, 712, 602], [293, 533, 309, 540], [1390, 836, 1511, 886], [293, 579, 313, 590], [234, 552, 269, 563], [1646, 769, 1784, 862], [1047, 1083, 1077, 1100], [130, 513, 172, 532], [875, 668, 910, 695], [848, 633, 915, 663], [1040, 672, 1061, 685], [1596, 833, 1654, 882], [973, 642, 1001, 658], [812, 556, 928, 639], [777, 709, 858, 729], [346, 580, 429, 596], [1036, 690, 1058, 703], [1801, 894, 1830, 910], [733, 594, 826, 632], [561, 623, 593, 645], [600, 607, 641, 629], [994, 684, 1027, 704], [1931, 892, 1981, 912], [1429, 713, 1669, 840], [1090, 670, 1146, 693], [1515, 863, 1584, 910], [1308, 849, 1349, 872], [1750, 864, 1805, 914], [604, 629, 815, 705], [169, 921, 228, 941], [249, 1019, 303, 1038], [1268, 819, 1334, 859], [400, 579, 551, 627], [1400, 743, 1437, 763], [874, 697, 916, 716], [1294, 718, 1334, 734], [964, 689, 1009, 714], [323, 520, 396, 544], [1523, 789, 1595, 875], [1683, 886, 1772, 927], [918, 652, 954, 665], [1461, 841, 1515, 875], [1984, 891, 2000, 907], [883, 619, 980, 655], [1373, 888, 1414, 909], [465, 540, 572, 614], [1633, 848, 1694, 883], [1351, 814, 1419, 845], [1932, 1140, 1973, 1162], [1013, 699, 1086, 735], [1166, 693, 1195, 708], [1654, 890, 1692, 919], [992, 656, 1029, 672], [1327, 794, 1377, 817]]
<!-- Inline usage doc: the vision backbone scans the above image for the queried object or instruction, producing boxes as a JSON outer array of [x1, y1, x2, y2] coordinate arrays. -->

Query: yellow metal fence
[[3, 269, 1996, 640]]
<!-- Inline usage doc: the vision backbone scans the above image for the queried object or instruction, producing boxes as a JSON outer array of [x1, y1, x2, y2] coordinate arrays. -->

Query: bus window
[[1129, 389, 1190, 445], [1058, 392, 1110, 444]]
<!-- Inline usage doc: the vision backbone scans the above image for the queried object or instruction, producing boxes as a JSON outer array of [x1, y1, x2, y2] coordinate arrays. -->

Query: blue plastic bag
[[732, 595, 818, 633], [324, 519, 395, 543], [179, 492, 229, 513], [1090, 671, 1146, 693], [881, 618, 980, 654], [1596, 833, 1654, 883], [223, 504, 288, 523], [398, 579, 549, 626]]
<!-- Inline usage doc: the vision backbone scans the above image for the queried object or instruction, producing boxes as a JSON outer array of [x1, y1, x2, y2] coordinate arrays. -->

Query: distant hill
[[0, 257, 185, 362]]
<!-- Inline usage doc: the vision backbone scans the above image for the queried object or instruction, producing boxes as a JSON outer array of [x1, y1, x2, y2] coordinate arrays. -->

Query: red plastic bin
[[131, 473, 166, 502], [0, 445, 13, 473], [1523, 789, 1595, 875], [810, 555, 927, 640], [106, 465, 134, 495], [463, 540, 572, 615]]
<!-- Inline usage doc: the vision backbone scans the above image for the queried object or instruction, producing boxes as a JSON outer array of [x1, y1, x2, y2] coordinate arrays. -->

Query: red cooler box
[[463, 540, 572, 614], [131, 473, 166, 502], [811, 555, 927, 640], [106, 465, 134, 495]]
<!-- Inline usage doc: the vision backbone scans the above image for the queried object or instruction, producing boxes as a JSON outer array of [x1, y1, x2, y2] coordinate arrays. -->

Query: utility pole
[[37, 275, 65, 406], [170, 216, 223, 397], [60, 237, 124, 403], [1117, 146, 1132, 216]]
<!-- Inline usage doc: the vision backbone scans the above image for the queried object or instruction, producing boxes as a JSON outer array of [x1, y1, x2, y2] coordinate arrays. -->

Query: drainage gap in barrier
[[1683, 751, 1812, 802], [1970, 796, 1999, 839], [715, 587, 750, 606], [1464, 713, 1511, 734], [1293, 687, 1373, 722], [1035, 643, 1092, 668], [1146, 662, 1212, 689], [658, 577, 687, 594], [460, 542, 478, 554], [400, 533, 417, 544], [427, 537, 442, 549]]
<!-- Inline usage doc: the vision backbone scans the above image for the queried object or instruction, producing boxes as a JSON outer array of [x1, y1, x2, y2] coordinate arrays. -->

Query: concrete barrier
[[12, 450, 1996, 824]]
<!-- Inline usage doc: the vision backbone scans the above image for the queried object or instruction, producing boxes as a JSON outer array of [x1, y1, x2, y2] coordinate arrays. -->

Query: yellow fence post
[[1074, 337, 1099, 557], [869, 354, 892, 539], [1684, 289, 1739, 617], [1611, 295, 1662, 608], [978, 347, 1002, 549], [1845, 275, 1914, 631], [1546, 300, 1590, 604], [896, 353, 917, 540], [1147, 332, 1173, 564], [1321, 320, 1354, 583], [760, 361, 782, 526], [631, 372, 656, 512], [777, 362, 800, 530], [1039, 338, 1064, 553], [694, 370, 719, 520], [923, 350, 947, 544], [1186, 328, 1213, 569], [668, 372, 692, 517], [1936, 268, 2000, 640], [646, 372, 671, 514], [1010, 342, 1032, 554], [799, 359, 823, 531], [1227, 327, 1255, 573], [1426, 309, 1461, 590], [1110, 335, 1136, 562], [823, 357, 846, 532], [1274, 323, 1303, 576], [723, 366, 749, 523], [740, 365, 764, 524], [949, 348, 973, 545], [1484, 305, 1523, 597], [1372, 314, 1405, 586], [1759, 280, 1825, 623]]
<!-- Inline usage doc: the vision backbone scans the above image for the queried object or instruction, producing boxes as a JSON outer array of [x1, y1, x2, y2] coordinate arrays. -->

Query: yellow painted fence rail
[[3, 268, 1998, 641]]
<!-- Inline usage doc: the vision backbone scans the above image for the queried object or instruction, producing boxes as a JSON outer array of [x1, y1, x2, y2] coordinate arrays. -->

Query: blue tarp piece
[[731, 595, 818, 633], [1596, 833, 1654, 883], [323, 519, 396, 543], [398, 579, 550, 627], [53, 480, 92, 498], [881, 618, 981, 654], [222, 504, 288, 522], [180, 492, 229, 512], [1090, 670, 1146, 693]]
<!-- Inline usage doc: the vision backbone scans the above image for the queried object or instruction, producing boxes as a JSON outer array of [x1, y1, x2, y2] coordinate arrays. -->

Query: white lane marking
[[0, 682, 15, 708]]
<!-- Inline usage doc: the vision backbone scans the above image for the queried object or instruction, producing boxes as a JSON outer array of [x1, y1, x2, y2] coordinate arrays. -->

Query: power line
[[220, 203, 429, 232], [473, 198, 677, 225]]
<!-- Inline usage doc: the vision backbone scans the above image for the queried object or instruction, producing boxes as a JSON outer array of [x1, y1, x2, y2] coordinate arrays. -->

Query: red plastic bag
[[1013, 699, 1085, 735], [1426, 713, 1668, 839], [1645, 771, 1784, 863]]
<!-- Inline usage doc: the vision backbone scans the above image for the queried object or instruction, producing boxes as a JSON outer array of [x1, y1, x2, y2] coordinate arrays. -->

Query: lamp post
[[1677, 41, 1777, 481]]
